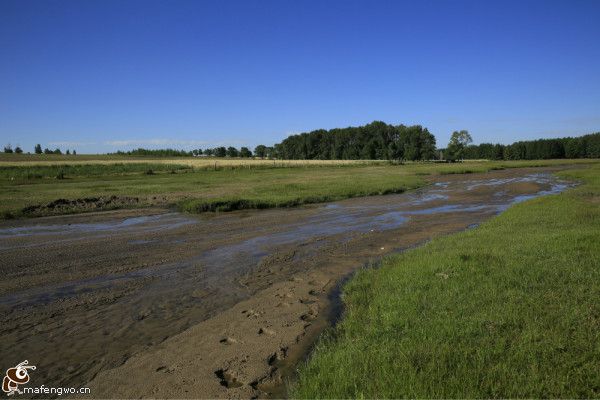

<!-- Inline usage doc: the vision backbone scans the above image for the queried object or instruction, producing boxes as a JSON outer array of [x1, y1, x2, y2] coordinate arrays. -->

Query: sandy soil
[[0, 167, 573, 398]]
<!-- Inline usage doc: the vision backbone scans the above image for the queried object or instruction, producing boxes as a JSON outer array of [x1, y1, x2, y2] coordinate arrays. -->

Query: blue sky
[[1, 0, 599, 153]]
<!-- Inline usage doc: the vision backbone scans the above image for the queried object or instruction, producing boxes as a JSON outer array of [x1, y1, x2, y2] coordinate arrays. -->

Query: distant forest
[[273, 121, 436, 160], [270, 121, 600, 161], [97, 121, 600, 161], [459, 132, 600, 160]]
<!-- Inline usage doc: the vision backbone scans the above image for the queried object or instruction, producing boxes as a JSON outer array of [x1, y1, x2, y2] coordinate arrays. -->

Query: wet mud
[[0, 167, 573, 398]]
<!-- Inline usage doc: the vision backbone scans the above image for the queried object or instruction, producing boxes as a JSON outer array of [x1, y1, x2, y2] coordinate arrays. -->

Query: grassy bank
[[0, 164, 421, 219], [291, 165, 600, 398], [1, 158, 598, 219]]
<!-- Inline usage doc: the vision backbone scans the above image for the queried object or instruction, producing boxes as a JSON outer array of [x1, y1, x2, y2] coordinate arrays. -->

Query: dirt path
[[0, 167, 572, 398]]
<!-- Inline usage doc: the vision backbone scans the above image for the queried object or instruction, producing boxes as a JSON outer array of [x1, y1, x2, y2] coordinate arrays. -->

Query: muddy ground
[[0, 167, 573, 398]]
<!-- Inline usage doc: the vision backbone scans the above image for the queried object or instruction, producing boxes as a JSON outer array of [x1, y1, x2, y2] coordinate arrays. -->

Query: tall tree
[[446, 130, 473, 161], [214, 147, 227, 157], [254, 145, 267, 158], [240, 147, 252, 157], [34, 144, 42, 154], [226, 146, 239, 157]]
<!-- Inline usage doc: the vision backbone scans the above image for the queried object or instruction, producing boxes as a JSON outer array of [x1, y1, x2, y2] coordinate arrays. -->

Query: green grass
[[291, 165, 600, 398], [0, 165, 424, 218], [0, 163, 192, 181], [1, 158, 598, 219]]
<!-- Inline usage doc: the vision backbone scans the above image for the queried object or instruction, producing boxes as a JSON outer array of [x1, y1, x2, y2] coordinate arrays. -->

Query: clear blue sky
[[1, 0, 599, 153]]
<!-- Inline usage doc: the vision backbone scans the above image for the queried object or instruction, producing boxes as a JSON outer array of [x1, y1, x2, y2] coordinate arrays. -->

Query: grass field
[[0, 157, 598, 219], [291, 164, 600, 398], [0, 153, 388, 167]]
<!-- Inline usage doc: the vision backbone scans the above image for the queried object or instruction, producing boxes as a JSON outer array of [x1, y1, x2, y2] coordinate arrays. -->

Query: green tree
[[446, 130, 473, 161], [214, 147, 226, 157], [254, 145, 267, 158], [203, 148, 214, 156], [240, 147, 252, 157], [44, 148, 52, 154], [114, 148, 193, 157], [34, 144, 42, 154], [226, 146, 239, 157], [53, 148, 62, 155], [15, 146, 23, 154], [4, 144, 13, 153], [493, 144, 504, 160], [275, 121, 438, 161]]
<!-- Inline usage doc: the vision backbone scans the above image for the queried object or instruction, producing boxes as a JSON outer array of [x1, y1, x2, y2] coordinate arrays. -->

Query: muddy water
[[0, 169, 572, 392]]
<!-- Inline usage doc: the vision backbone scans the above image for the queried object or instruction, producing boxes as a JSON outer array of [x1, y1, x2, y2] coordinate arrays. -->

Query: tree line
[[5, 125, 599, 160], [3, 144, 76, 155], [271, 121, 437, 160], [456, 132, 600, 160], [114, 146, 256, 157]]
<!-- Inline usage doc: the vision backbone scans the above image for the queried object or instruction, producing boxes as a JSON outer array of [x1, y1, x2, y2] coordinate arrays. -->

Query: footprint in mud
[[250, 366, 283, 394], [242, 309, 261, 318], [300, 307, 318, 321], [300, 313, 316, 321], [275, 291, 294, 299], [308, 279, 327, 287], [136, 308, 152, 320], [214, 368, 244, 389], [258, 327, 276, 336], [267, 347, 288, 365]]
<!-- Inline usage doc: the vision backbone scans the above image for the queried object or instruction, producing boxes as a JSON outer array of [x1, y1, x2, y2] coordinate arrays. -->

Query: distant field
[[1, 153, 597, 169], [0, 156, 598, 219], [292, 164, 600, 398], [0, 153, 388, 167]]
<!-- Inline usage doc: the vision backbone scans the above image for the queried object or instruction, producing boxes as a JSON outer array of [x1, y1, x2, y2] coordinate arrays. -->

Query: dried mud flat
[[0, 167, 573, 398]]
